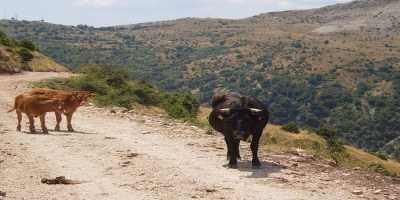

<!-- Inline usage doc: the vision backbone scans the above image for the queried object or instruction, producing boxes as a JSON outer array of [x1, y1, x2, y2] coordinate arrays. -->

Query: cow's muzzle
[[233, 131, 246, 140]]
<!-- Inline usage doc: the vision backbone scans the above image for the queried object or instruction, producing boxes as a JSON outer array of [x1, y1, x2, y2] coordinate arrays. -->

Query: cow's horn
[[250, 108, 263, 113], [219, 108, 231, 113]]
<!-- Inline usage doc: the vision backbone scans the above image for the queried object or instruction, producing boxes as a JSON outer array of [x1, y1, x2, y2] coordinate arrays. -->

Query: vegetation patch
[[281, 122, 300, 134], [35, 65, 199, 120]]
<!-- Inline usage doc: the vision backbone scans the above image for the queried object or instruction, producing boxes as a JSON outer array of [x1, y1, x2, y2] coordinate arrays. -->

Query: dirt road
[[0, 72, 390, 200]]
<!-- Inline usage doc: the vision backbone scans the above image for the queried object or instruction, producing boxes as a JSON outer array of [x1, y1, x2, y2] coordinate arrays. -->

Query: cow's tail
[[7, 100, 16, 113], [7, 106, 15, 113]]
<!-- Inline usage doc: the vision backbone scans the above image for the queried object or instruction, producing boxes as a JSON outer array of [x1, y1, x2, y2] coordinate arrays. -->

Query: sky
[[2, 0, 352, 27]]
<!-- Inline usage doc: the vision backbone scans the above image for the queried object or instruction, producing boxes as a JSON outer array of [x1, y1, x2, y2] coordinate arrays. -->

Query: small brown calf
[[8, 94, 64, 133]]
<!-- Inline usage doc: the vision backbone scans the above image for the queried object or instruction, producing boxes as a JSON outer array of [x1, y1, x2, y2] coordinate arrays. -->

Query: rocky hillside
[[0, 0, 399, 158], [0, 30, 66, 73]]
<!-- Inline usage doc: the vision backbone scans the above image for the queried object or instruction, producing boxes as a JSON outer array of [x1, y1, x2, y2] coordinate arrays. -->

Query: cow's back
[[27, 88, 79, 113], [15, 94, 60, 115]]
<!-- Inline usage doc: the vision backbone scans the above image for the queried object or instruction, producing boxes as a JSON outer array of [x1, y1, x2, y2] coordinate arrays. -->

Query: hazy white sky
[[2, 0, 352, 27]]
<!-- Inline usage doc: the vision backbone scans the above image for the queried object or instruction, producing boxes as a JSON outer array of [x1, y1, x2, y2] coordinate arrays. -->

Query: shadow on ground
[[223, 160, 286, 178]]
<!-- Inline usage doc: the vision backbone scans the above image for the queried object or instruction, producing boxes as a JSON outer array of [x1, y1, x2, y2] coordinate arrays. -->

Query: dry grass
[[0, 46, 67, 73]]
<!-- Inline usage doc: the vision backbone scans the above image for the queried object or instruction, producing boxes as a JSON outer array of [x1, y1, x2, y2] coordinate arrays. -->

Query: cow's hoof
[[237, 155, 241, 160], [54, 126, 60, 131], [16, 127, 21, 132], [252, 160, 261, 168], [67, 128, 74, 132], [42, 130, 49, 134], [228, 163, 238, 169]]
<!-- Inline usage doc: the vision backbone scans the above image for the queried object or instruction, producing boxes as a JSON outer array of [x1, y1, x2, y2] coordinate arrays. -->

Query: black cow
[[208, 92, 269, 168]]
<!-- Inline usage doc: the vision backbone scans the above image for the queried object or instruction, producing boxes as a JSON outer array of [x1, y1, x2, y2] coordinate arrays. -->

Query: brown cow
[[8, 94, 64, 133], [26, 88, 92, 132]]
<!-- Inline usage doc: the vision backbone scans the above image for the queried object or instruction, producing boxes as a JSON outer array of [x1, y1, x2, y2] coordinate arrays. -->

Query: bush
[[282, 122, 300, 133], [18, 48, 34, 62], [370, 151, 389, 161], [316, 127, 347, 164], [37, 65, 200, 120], [19, 40, 37, 51], [368, 163, 397, 177], [0, 30, 17, 47]]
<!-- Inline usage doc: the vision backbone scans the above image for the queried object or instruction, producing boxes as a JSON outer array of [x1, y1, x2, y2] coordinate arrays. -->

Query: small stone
[[127, 153, 139, 158], [205, 188, 217, 193], [352, 190, 363, 195], [289, 156, 307, 162], [374, 189, 382, 194], [141, 131, 151, 135], [0, 191, 6, 197], [353, 167, 361, 171], [120, 161, 131, 167], [386, 195, 397, 200]]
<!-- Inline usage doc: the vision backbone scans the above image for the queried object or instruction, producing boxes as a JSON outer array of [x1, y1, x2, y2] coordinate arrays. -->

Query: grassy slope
[[197, 107, 400, 176], [0, 46, 67, 73], [0, 30, 67, 73]]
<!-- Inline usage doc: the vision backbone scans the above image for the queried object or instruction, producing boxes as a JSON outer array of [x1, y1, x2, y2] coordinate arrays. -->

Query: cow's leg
[[234, 140, 241, 160], [224, 137, 231, 160], [226, 136, 238, 168], [27, 114, 35, 133], [16, 110, 22, 131], [40, 113, 48, 134], [250, 132, 262, 167], [66, 112, 74, 132], [54, 112, 62, 131]]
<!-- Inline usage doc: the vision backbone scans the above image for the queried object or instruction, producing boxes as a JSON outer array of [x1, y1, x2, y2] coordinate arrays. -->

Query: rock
[[141, 131, 151, 135], [327, 160, 338, 167], [205, 188, 217, 193], [289, 156, 308, 162], [104, 136, 116, 140], [353, 167, 361, 171], [0, 191, 6, 197], [41, 176, 83, 185], [320, 177, 333, 181], [342, 173, 351, 176], [352, 190, 363, 195], [120, 161, 131, 167], [127, 153, 139, 158], [374, 189, 382, 194], [110, 109, 117, 114], [386, 195, 397, 200], [121, 109, 129, 113]]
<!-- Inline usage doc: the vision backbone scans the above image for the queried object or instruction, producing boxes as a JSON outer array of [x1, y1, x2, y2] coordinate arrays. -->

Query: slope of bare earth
[[0, 72, 399, 200]]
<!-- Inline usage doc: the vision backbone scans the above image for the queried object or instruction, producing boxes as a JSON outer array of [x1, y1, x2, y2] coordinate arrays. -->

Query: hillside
[[0, 30, 66, 73], [0, 0, 399, 157]]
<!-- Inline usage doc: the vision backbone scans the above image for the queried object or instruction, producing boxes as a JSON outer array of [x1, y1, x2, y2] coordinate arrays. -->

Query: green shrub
[[0, 30, 17, 47], [36, 65, 200, 120], [370, 151, 389, 161], [316, 127, 347, 164], [282, 122, 300, 133], [19, 40, 37, 51], [18, 48, 34, 62]]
